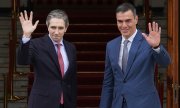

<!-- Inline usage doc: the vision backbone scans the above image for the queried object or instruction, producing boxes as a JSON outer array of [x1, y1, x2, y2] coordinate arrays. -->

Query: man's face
[[48, 18, 67, 43], [116, 10, 138, 39]]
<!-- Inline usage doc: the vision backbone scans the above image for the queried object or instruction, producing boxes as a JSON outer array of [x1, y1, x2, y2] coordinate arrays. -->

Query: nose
[[54, 28, 59, 34], [122, 22, 128, 27]]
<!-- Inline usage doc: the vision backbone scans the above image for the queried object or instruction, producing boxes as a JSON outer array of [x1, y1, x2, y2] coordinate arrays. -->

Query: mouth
[[54, 35, 60, 38], [121, 29, 129, 33]]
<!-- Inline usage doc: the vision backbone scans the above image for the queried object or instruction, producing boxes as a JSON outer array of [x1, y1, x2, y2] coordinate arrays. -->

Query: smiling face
[[48, 18, 68, 43], [116, 10, 138, 39]]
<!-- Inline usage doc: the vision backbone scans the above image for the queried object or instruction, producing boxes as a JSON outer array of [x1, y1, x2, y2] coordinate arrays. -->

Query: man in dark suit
[[100, 3, 171, 108], [17, 9, 77, 108]]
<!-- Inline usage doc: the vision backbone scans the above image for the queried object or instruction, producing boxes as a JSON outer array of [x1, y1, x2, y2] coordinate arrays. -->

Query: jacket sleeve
[[17, 40, 33, 65], [99, 44, 114, 108], [152, 45, 171, 67]]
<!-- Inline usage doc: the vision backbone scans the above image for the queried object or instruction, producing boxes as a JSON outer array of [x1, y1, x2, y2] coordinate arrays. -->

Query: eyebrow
[[117, 19, 132, 22], [50, 26, 64, 28]]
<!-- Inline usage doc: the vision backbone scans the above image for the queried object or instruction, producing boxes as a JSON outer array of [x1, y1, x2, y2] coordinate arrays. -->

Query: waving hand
[[19, 10, 39, 38], [142, 22, 161, 48]]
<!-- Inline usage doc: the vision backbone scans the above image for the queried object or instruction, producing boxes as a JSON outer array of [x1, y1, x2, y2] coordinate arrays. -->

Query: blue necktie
[[122, 40, 129, 73]]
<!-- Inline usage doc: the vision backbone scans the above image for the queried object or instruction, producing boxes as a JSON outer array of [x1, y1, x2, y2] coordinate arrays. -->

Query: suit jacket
[[100, 30, 171, 108], [17, 34, 77, 108]]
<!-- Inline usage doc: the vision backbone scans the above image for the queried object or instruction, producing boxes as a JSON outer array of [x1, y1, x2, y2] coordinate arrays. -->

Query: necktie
[[56, 44, 64, 104], [122, 40, 129, 73]]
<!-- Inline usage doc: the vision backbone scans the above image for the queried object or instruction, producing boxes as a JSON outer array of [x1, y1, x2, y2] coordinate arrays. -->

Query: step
[[32, 0, 119, 6], [77, 51, 105, 61], [78, 61, 104, 72], [78, 72, 104, 85], [74, 42, 106, 51], [77, 96, 100, 107], [78, 85, 102, 96], [0, 17, 11, 25]]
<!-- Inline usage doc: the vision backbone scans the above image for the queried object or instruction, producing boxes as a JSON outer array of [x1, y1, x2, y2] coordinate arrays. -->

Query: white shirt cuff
[[152, 46, 160, 53], [22, 36, 31, 44]]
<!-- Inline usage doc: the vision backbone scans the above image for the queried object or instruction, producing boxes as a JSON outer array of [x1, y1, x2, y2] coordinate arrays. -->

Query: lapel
[[44, 35, 61, 77], [62, 40, 72, 77], [124, 30, 143, 77], [114, 37, 122, 66], [112, 37, 124, 76]]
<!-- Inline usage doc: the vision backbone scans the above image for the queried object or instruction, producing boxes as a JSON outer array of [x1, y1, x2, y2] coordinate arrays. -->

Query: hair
[[116, 2, 136, 17], [46, 9, 69, 27]]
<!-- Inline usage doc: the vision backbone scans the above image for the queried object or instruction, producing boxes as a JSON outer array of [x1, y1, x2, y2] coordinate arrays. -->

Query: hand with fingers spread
[[142, 22, 161, 48], [19, 10, 39, 38]]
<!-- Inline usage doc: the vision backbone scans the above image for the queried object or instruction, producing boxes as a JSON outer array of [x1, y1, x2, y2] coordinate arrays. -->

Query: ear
[[135, 15, 138, 24], [47, 26, 50, 32], [64, 25, 69, 32]]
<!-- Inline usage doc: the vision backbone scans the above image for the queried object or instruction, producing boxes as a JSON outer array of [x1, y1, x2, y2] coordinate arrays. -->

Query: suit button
[[123, 80, 126, 83]]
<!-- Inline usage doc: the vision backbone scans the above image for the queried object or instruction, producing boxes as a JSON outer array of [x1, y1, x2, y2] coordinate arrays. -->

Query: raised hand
[[142, 22, 161, 48], [19, 10, 39, 38]]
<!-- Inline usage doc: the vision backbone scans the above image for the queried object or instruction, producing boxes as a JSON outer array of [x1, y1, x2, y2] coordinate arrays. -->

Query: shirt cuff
[[152, 46, 160, 53], [22, 36, 31, 44]]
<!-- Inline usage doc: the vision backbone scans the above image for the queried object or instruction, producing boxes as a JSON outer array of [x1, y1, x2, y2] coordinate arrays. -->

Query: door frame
[[166, 0, 179, 108]]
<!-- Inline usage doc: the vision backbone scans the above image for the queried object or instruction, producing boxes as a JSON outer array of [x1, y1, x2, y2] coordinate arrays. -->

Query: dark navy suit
[[17, 34, 77, 108], [100, 30, 171, 108]]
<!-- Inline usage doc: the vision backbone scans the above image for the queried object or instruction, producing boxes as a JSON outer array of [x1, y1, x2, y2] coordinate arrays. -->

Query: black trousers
[[59, 104, 64, 108]]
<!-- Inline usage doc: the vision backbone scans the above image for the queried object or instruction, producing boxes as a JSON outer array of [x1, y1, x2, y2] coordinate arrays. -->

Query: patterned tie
[[122, 40, 129, 73], [56, 44, 64, 104]]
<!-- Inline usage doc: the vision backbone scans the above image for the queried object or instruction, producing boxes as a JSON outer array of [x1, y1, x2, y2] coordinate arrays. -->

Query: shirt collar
[[122, 29, 137, 43], [48, 34, 64, 46]]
